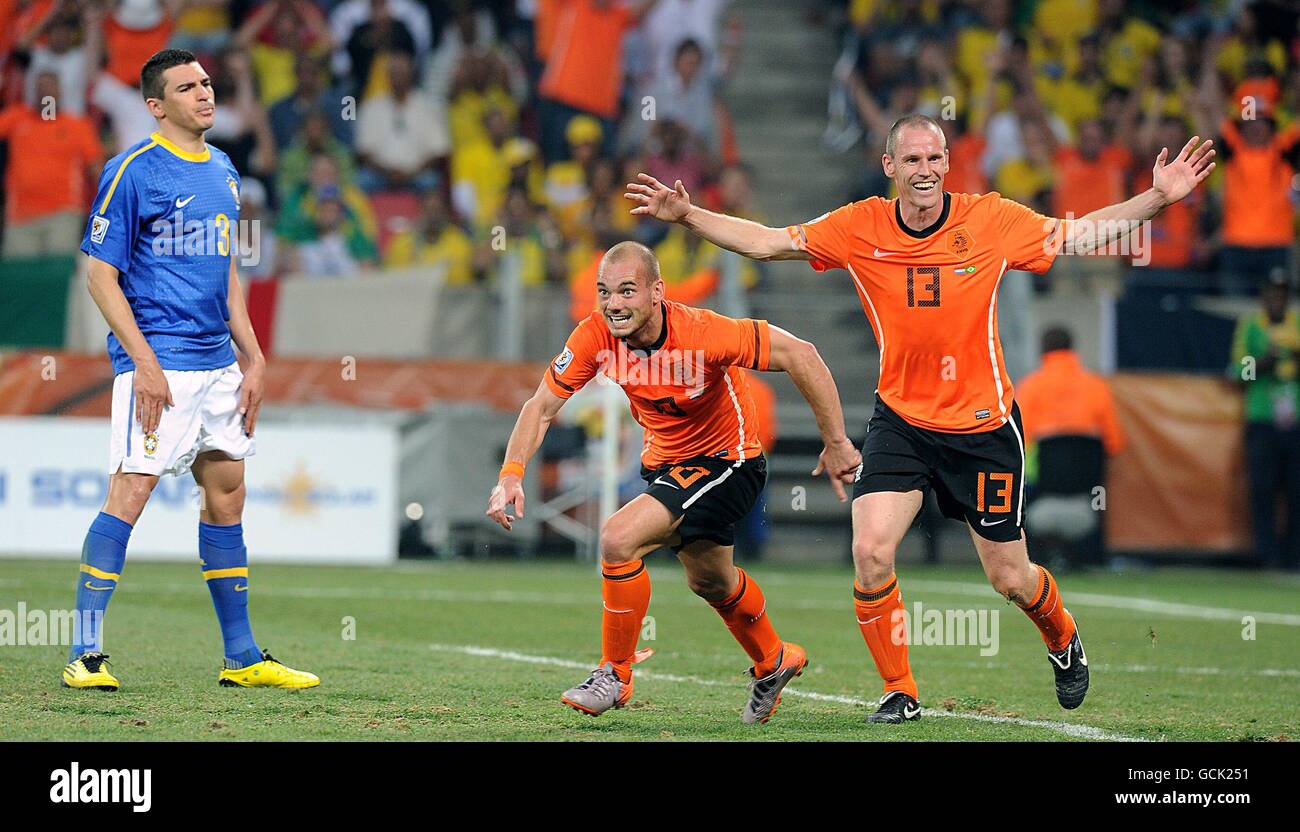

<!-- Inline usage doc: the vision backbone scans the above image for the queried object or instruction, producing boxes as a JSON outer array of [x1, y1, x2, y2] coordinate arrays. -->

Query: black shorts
[[642, 454, 767, 550], [854, 396, 1026, 542]]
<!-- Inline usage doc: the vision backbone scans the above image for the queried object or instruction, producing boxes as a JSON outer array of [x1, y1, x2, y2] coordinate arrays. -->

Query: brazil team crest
[[143, 432, 159, 456], [947, 226, 974, 259]]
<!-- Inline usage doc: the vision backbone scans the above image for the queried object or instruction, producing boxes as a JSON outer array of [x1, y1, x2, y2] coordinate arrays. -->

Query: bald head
[[885, 114, 947, 159], [599, 240, 660, 286]]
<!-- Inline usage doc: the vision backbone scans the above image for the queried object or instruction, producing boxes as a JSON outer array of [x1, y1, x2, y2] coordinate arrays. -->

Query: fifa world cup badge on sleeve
[[91, 216, 110, 244], [554, 347, 574, 375]]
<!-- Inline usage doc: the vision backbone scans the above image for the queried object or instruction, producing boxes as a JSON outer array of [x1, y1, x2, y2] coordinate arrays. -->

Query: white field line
[[18, 574, 1295, 627], [902, 579, 1300, 627], [4, 576, 1292, 680], [429, 643, 1145, 742], [913, 658, 1300, 679]]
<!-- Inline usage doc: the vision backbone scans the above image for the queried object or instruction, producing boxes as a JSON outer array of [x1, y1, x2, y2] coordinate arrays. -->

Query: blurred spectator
[[84, 3, 155, 152], [330, 0, 431, 79], [446, 46, 518, 149], [277, 110, 357, 205], [277, 151, 378, 266], [544, 114, 601, 239], [384, 189, 474, 282], [425, 5, 526, 107], [170, 0, 232, 56], [636, 0, 735, 88], [1051, 119, 1132, 219], [236, 176, 280, 280], [338, 0, 422, 99], [451, 106, 519, 229], [1230, 270, 1300, 570], [292, 192, 368, 276], [1212, 112, 1300, 294], [941, 115, 988, 195], [1133, 113, 1204, 271], [355, 50, 449, 193], [205, 47, 277, 182], [627, 38, 718, 155], [473, 186, 564, 286], [234, 0, 333, 107], [1018, 326, 1126, 569], [536, 0, 655, 161], [644, 118, 707, 202], [19, 5, 87, 115], [267, 53, 354, 151], [993, 120, 1054, 215], [982, 71, 1071, 182], [1095, 0, 1162, 89], [0, 70, 102, 256], [103, 0, 176, 87]]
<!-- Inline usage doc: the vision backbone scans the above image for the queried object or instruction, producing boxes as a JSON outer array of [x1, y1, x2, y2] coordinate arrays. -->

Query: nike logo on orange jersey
[[873, 248, 894, 257]]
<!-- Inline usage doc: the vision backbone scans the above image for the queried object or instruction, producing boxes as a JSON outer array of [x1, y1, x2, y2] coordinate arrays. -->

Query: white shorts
[[110, 362, 255, 476]]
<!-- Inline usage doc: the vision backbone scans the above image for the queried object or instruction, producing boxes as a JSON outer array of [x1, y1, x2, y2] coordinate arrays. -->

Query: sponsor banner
[[0, 418, 397, 563]]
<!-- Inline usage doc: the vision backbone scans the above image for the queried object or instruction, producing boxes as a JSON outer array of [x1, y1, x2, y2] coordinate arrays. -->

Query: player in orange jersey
[[627, 113, 1215, 723], [486, 241, 861, 723]]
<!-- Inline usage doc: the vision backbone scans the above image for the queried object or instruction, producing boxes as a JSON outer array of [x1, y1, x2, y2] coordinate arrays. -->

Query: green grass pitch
[[1, 557, 1296, 741]]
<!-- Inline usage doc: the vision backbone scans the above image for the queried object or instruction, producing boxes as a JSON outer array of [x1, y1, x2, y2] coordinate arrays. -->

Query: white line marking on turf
[[902, 579, 1300, 627], [429, 643, 1145, 742], [70, 578, 1300, 627]]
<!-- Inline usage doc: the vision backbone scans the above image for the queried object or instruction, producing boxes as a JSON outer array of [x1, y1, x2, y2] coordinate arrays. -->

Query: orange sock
[[600, 558, 651, 682], [853, 576, 918, 700], [709, 567, 783, 676], [1019, 564, 1076, 652]]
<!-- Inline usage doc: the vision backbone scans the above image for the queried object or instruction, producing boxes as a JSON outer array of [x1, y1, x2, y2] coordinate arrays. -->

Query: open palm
[[1152, 136, 1215, 206], [625, 173, 693, 222]]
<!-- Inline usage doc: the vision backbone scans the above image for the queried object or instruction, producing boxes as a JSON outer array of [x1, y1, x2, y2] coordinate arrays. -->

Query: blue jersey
[[81, 131, 240, 375]]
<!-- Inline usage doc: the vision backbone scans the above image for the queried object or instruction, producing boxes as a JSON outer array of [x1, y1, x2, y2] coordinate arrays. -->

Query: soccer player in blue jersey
[[62, 50, 318, 690]]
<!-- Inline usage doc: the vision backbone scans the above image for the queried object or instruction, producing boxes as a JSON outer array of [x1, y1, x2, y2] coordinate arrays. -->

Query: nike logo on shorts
[[980, 517, 1008, 526], [176, 195, 196, 208]]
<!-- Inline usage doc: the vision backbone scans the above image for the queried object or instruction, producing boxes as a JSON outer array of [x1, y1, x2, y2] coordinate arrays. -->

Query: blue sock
[[199, 521, 262, 668], [70, 512, 131, 661]]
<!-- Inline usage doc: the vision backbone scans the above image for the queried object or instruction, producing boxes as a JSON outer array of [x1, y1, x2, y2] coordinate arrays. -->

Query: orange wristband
[[499, 461, 525, 480]]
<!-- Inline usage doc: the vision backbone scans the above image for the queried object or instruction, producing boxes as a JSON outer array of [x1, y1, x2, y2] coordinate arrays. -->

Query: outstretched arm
[[1062, 136, 1215, 254], [486, 381, 567, 530], [626, 173, 810, 262], [765, 325, 861, 501]]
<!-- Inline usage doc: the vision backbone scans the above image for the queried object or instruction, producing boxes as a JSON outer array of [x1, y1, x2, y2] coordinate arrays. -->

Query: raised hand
[[625, 173, 693, 222], [1152, 136, 1215, 206]]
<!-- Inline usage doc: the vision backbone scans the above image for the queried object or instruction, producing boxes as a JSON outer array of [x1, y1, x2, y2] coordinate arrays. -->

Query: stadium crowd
[[1, 1, 1297, 299], [830, 0, 1300, 295], [0, 0, 756, 301]]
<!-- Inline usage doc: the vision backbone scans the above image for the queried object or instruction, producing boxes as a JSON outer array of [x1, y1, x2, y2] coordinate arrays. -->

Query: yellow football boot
[[218, 649, 319, 689], [61, 652, 120, 691]]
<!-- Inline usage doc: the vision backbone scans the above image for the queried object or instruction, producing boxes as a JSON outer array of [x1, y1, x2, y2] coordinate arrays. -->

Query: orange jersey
[[790, 191, 1060, 433], [544, 300, 771, 467]]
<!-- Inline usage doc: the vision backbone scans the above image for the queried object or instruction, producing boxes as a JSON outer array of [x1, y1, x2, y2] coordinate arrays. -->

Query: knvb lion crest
[[947, 225, 974, 259]]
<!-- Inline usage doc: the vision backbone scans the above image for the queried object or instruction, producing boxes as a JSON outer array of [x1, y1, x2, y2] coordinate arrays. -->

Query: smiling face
[[596, 252, 663, 341], [148, 61, 215, 133], [883, 122, 948, 212]]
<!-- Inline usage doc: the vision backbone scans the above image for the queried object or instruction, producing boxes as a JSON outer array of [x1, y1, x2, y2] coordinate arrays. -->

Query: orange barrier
[[0, 352, 545, 417], [1105, 373, 1250, 552]]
